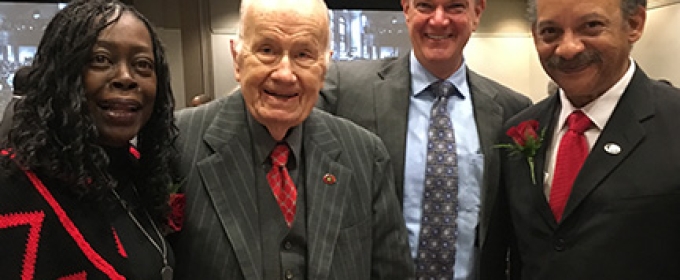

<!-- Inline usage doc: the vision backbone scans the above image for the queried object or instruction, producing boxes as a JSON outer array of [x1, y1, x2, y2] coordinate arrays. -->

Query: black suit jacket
[[497, 67, 680, 279], [170, 92, 414, 280], [317, 55, 532, 279]]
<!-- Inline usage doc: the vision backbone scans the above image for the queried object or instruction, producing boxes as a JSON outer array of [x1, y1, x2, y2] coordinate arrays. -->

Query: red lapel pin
[[323, 173, 337, 185]]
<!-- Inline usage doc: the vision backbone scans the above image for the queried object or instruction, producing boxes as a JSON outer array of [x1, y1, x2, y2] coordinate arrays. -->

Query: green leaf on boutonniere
[[495, 120, 546, 184], [168, 180, 182, 194]]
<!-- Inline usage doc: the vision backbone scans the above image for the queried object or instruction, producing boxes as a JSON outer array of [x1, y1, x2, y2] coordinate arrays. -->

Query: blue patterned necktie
[[416, 80, 459, 280]]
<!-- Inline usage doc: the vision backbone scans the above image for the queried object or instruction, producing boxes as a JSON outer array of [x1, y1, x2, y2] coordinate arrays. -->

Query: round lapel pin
[[323, 173, 337, 185], [604, 143, 621, 155]]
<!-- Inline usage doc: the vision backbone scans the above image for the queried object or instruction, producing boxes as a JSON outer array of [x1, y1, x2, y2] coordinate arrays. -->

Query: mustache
[[546, 51, 601, 71]]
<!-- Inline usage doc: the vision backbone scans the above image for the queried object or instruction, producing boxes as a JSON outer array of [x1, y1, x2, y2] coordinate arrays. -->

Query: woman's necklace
[[112, 187, 173, 280]]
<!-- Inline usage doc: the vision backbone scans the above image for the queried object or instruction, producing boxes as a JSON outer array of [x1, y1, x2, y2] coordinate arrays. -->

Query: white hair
[[234, 0, 331, 56]]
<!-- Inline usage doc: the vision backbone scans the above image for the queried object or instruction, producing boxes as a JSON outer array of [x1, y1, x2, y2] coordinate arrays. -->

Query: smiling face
[[232, 0, 330, 140], [532, 0, 645, 107], [402, 0, 484, 79], [83, 11, 156, 147]]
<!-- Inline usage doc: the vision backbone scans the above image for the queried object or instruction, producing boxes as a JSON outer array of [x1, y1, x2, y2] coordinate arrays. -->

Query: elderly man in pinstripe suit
[[169, 0, 414, 279]]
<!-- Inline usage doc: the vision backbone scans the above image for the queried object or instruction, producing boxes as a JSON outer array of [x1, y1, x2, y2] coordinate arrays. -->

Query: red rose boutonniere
[[166, 182, 185, 234], [496, 120, 546, 184]]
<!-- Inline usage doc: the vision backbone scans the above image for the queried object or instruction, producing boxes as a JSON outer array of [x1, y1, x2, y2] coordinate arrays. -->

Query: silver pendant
[[161, 266, 173, 280]]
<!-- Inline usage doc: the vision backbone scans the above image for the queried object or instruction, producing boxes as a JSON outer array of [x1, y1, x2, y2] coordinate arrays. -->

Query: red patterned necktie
[[267, 143, 297, 227], [549, 110, 592, 221]]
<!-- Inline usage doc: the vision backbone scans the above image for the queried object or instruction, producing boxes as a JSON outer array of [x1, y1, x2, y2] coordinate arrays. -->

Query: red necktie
[[549, 110, 592, 221], [267, 143, 297, 227]]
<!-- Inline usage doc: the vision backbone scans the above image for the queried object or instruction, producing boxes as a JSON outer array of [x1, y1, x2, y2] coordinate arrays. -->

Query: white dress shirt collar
[[556, 58, 636, 132]]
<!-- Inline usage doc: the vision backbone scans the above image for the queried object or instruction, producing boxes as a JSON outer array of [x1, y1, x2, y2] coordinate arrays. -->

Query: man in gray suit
[[317, 0, 531, 279], [170, 0, 414, 279]]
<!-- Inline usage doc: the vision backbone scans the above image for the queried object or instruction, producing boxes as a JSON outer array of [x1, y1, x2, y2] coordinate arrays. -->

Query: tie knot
[[567, 110, 591, 134], [270, 143, 290, 167], [432, 80, 456, 99]]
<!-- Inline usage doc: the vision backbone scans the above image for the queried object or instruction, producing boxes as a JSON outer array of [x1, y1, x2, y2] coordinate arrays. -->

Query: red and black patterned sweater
[[0, 159, 132, 280]]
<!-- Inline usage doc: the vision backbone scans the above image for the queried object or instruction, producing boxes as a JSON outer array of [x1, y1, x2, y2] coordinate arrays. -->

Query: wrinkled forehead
[[246, 3, 328, 26], [243, 7, 329, 45]]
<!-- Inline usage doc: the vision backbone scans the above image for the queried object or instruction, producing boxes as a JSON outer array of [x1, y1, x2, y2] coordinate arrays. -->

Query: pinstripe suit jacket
[[170, 92, 414, 280]]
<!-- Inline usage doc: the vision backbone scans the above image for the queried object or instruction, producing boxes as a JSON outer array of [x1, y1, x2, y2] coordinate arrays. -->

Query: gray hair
[[527, 0, 647, 23]]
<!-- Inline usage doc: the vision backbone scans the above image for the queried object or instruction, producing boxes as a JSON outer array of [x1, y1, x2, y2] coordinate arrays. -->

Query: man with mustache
[[493, 0, 680, 279]]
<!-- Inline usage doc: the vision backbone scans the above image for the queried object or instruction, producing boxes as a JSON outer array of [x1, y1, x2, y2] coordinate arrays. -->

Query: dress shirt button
[[285, 270, 294, 279], [554, 238, 566, 251], [283, 241, 292, 250]]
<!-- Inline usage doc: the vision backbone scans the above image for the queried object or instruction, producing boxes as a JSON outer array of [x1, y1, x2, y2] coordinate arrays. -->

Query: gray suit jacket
[[498, 67, 680, 280], [0, 98, 19, 138], [317, 54, 532, 279], [171, 92, 414, 280]]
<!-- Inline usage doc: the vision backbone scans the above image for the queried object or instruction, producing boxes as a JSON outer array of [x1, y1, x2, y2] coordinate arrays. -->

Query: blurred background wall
[[1, 0, 678, 117]]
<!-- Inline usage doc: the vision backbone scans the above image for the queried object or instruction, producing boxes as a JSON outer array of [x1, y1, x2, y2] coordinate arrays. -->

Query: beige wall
[[633, 3, 680, 87], [465, 0, 546, 101], [134, 0, 188, 108], [208, 0, 240, 98], [137, 0, 214, 108], [137, 0, 680, 105], [464, 34, 550, 102], [156, 28, 187, 109], [211, 34, 239, 98]]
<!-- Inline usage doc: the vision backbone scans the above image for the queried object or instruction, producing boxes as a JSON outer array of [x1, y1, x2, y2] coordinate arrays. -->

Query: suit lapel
[[467, 70, 504, 244], [302, 111, 350, 280], [562, 69, 653, 220], [532, 96, 561, 228], [197, 93, 264, 280], [506, 95, 561, 228], [374, 55, 411, 202]]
